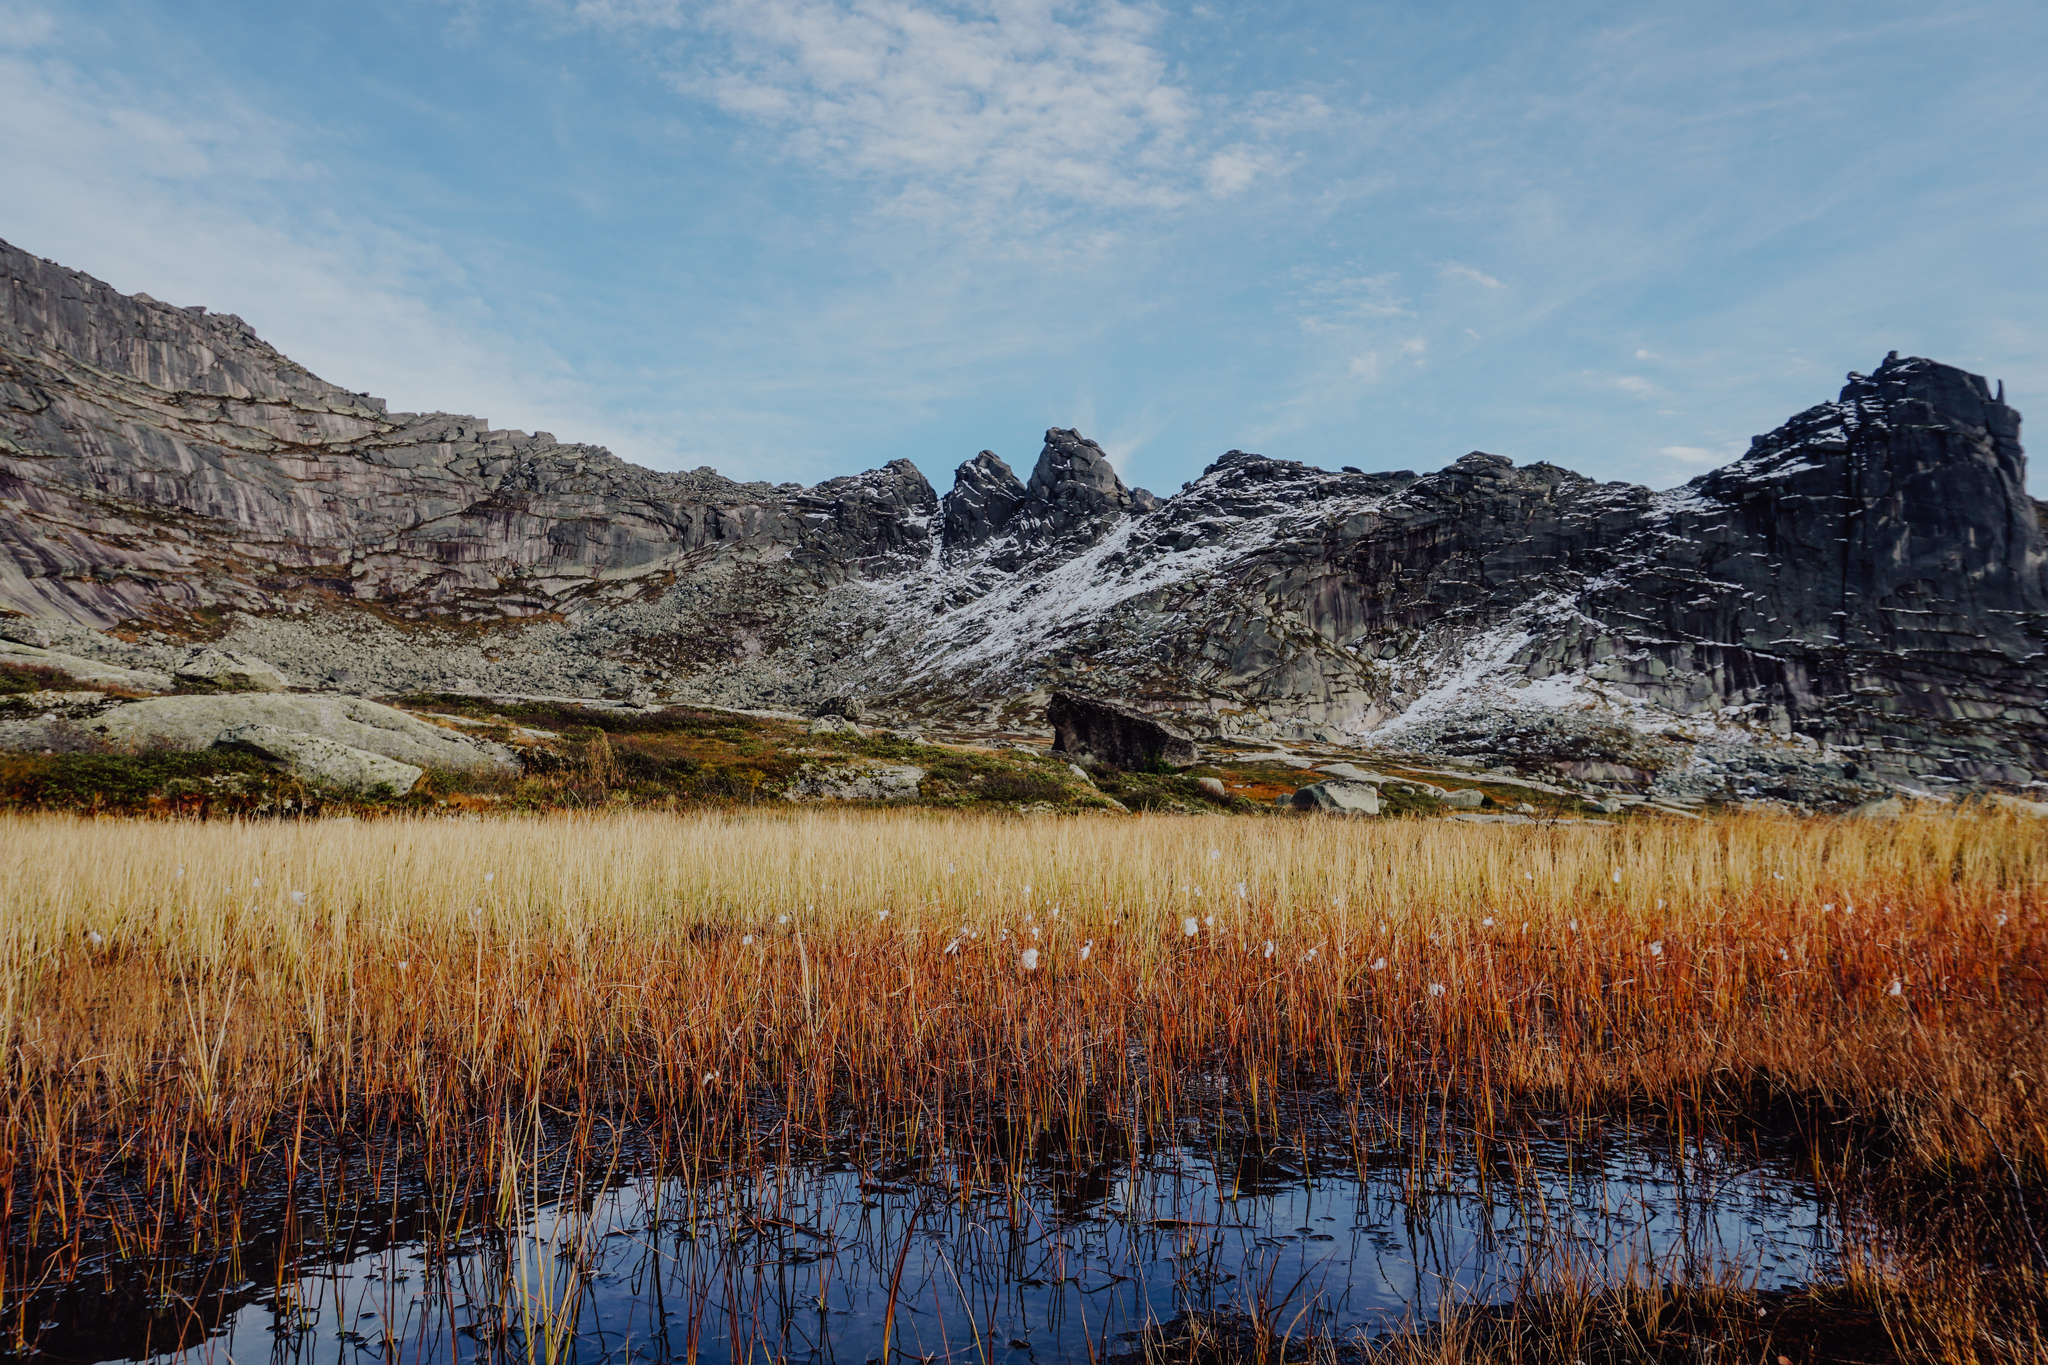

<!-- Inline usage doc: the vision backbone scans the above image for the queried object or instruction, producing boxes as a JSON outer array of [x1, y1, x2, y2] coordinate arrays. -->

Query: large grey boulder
[[1442, 787, 1487, 809], [0, 640, 171, 692], [215, 725, 424, 795], [87, 695, 516, 771], [1290, 779, 1382, 815], [174, 648, 290, 692], [785, 761, 924, 801], [1048, 691, 1200, 770]]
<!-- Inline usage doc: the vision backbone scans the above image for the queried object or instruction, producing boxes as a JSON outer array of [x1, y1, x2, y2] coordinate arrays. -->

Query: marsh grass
[[0, 808, 2043, 1358]]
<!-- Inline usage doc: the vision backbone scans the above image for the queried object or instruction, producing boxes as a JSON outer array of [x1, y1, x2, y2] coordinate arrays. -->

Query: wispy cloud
[[1440, 262, 1503, 289], [671, 0, 1209, 223], [1659, 445, 1724, 464]]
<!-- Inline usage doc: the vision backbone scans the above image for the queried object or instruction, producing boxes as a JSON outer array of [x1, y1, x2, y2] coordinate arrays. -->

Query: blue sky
[[4, 1, 2045, 496]]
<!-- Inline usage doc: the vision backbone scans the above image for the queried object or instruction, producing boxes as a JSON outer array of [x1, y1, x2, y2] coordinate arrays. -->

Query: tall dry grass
[[0, 807, 2043, 1314]]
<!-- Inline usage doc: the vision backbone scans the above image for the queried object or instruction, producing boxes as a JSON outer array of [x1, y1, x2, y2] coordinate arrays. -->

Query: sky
[[3, 0, 2045, 497]]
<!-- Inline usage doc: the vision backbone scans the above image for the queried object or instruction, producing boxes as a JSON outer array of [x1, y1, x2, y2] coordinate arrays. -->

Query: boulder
[[1290, 779, 1382, 815], [0, 621, 51, 648], [1442, 787, 1487, 809], [785, 761, 924, 801], [1318, 763, 1392, 783], [87, 695, 516, 771], [1047, 691, 1200, 770], [1987, 793, 2048, 818], [1196, 776, 1228, 799], [214, 725, 424, 795], [174, 648, 290, 692], [808, 715, 864, 736], [1847, 797, 1906, 820], [0, 640, 171, 692]]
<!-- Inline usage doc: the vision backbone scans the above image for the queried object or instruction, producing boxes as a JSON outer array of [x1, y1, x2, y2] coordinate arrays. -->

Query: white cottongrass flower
[[1182, 917, 1199, 937], [741, 935, 754, 946], [777, 915, 789, 924], [484, 872, 494, 883], [1023, 883, 1032, 896], [1300, 948, 1318, 962], [1030, 926, 1040, 938], [1610, 870, 1620, 884], [944, 938, 963, 955], [1209, 849, 1220, 861], [1371, 957, 1387, 971], [1429, 983, 1446, 997], [86, 930, 105, 948], [877, 911, 889, 921], [1482, 917, 1494, 927], [252, 878, 262, 888], [291, 891, 307, 905], [1773, 872, 1785, 881], [1021, 949, 1040, 971], [1237, 882, 1247, 899], [1203, 915, 1215, 928], [1824, 904, 1835, 913], [1998, 914, 2009, 927], [1568, 919, 1580, 931], [1263, 940, 1275, 960], [175, 866, 184, 878], [396, 960, 409, 972], [1887, 978, 1904, 997], [1647, 941, 1664, 958], [1080, 941, 1094, 961], [947, 863, 956, 873], [703, 1071, 719, 1084]]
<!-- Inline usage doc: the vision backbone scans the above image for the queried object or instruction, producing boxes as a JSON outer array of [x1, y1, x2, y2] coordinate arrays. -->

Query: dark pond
[[18, 1118, 1837, 1364]]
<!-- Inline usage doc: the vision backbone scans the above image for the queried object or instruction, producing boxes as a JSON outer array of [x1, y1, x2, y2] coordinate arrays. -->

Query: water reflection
[[21, 1119, 1834, 1364]]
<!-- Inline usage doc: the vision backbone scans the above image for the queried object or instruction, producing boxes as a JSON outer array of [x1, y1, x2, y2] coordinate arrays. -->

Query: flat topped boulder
[[174, 648, 290, 692], [1047, 691, 1200, 770], [215, 725, 424, 795], [87, 694, 517, 771]]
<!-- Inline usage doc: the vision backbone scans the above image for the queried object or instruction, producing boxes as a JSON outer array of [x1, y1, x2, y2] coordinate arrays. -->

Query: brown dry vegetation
[[1, 808, 2044, 1360]]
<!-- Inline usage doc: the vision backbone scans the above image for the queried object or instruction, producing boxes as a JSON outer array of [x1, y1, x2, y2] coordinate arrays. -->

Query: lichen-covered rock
[[1047, 691, 1200, 770], [1442, 788, 1487, 809], [84, 695, 515, 770], [1290, 779, 1381, 815], [0, 640, 171, 692], [174, 648, 290, 692], [785, 762, 924, 801], [214, 725, 423, 794]]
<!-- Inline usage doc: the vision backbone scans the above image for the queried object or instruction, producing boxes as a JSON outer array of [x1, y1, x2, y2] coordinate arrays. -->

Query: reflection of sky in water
[[38, 1128, 1833, 1364]]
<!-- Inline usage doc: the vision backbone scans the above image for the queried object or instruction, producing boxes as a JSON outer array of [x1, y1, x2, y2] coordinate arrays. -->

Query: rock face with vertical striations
[[2, 238, 2043, 798]]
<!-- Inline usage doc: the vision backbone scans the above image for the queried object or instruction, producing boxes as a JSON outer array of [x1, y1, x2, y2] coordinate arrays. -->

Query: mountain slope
[[3, 239, 2042, 791]]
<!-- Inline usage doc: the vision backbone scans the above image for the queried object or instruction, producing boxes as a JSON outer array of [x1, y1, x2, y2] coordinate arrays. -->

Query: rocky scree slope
[[2, 240, 2042, 793]]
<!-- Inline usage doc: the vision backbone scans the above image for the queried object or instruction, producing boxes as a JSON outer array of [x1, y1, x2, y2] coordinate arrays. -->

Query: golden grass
[[1, 807, 2044, 1320]]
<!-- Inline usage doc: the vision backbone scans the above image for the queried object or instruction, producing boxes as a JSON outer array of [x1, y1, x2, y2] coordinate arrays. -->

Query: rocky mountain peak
[[3, 235, 2042, 799]]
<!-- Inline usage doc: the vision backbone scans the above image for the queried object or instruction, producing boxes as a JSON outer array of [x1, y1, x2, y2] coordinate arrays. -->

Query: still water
[[22, 1118, 1835, 1364]]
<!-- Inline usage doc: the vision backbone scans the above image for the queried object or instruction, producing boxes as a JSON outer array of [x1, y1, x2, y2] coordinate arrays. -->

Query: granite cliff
[[3, 238, 2042, 798]]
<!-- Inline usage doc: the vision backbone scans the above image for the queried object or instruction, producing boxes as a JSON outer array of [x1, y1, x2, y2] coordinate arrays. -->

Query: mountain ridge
[[4, 237, 2043, 799]]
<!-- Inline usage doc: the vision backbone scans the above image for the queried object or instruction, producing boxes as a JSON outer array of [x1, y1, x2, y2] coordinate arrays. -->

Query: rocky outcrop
[[1289, 779, 1381, 815], [2, 239, 2042, 797], [0, 640, 170, 692], [214, 725, 424, 794], [86, 694, 516, 770], [1048, 691, 1201, 769], [785, 761, 924, 801], [175, 648, 289, 692]]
